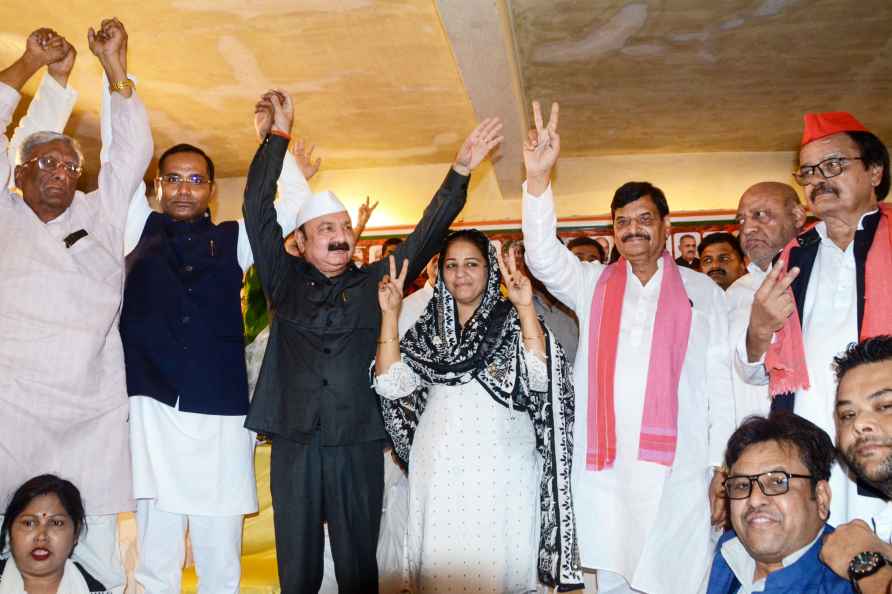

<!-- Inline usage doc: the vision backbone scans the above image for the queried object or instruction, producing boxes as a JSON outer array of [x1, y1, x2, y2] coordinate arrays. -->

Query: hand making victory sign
[[746, 259, 800, 362], [378, 255, 410, 316], [523, 100, 560, 196], [493, 240, 533, 310]]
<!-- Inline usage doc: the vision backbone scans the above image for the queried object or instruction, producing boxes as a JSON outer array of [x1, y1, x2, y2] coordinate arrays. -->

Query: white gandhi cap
[[294, 190, 348, 229]]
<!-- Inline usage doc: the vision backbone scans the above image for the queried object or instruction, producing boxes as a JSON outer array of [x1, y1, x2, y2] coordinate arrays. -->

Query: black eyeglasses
[[21, 155, 83, 179], [723, 470, 815, 499], [793, 156, 863, 185]]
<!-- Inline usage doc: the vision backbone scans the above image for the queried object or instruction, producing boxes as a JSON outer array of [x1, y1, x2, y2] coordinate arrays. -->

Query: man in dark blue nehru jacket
[[118, 91, 315, 594]]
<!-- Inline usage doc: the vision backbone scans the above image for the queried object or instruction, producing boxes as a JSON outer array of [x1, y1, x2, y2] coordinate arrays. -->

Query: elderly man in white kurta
[[521, 102, 734, 594], [0, 19, 152, 590], [736, 111, 892, 526], [726, 182, 805, 422]]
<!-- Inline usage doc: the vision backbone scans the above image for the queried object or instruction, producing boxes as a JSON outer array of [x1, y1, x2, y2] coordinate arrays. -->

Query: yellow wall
[[210, 150, 802, 229]]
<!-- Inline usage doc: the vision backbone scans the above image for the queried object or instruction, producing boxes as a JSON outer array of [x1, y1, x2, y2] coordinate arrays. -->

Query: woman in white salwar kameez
[[373, 230, 582, 594]]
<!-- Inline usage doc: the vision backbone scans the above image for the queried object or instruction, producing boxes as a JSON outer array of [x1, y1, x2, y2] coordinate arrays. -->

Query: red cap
[[801, 112, 868, 146]]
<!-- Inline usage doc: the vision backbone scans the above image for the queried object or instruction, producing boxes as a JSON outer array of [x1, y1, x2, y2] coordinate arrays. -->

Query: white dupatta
[[0, 558, 93, 594]]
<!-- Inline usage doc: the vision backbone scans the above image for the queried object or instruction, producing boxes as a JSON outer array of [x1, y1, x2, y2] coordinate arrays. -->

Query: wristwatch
[[848, 551, 889, 593]]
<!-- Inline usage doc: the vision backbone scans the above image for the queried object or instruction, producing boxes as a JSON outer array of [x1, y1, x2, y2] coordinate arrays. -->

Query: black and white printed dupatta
[[379, 240, 583, 590]]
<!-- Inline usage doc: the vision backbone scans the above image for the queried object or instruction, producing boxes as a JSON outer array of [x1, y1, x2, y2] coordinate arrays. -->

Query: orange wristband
[[270, 129, 291, 141]]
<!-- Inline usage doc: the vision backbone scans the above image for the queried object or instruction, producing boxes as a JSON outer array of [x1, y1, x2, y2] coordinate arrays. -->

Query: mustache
[[328, 242, 351, 252], [744, 506, 781, 524], [849, 436, 892, 452], [621, 232, 650, 243], [811, 182, 838, 199], [708, 269, 727, 277]]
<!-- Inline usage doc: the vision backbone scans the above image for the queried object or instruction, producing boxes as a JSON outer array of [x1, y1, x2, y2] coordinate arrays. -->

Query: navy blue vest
[[120, 211, 249, 415]]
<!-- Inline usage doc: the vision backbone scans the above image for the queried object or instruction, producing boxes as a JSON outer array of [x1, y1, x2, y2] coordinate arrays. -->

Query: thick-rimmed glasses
[[21, 155, 83, 179], [723, 470, 814, 499], [157, 173, 213, 187], [793, 156, 863, 186]]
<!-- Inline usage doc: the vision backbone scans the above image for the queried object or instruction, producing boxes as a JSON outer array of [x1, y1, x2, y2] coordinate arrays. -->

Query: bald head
[[742, 182, 801, 209], [736, 182, 806, 271]]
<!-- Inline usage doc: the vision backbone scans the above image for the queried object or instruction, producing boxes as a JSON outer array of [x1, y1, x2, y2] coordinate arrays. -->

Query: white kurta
[[123, 130, 312, 516], [726, 263, 771, 423], [735, 217, 888, 525], [0, 79, 153, 515], [522, 183, 735, 594], [1, 76, 76, 190], [375, 354, 547, 594]]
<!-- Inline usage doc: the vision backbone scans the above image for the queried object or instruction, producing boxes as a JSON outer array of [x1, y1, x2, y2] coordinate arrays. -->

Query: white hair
[[18, 131, 84, 167]]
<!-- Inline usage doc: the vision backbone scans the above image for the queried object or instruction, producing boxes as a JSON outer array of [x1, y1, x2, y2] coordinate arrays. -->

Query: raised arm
[[235, 95, 314, 271], [353, 196, 378, 242], [521, 101, 596, 311], [242, 89, 294, 304], [375, 256, 408, 377], [382, 117, 503, 285], [0, 29, 68, 91], [1, 29, 73, 189], [90, 19, 153, 227], [95, 68, 153, 256]]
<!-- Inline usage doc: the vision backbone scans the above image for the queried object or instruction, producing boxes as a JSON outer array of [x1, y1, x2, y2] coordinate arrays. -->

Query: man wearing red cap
[[736, 111, 892, 524]]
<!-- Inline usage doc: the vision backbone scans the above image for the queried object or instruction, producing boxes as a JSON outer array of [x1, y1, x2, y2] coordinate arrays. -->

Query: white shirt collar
[[747, 261, 767, 275], [872, 501, 892, 543], [721, 528, 823, 591]]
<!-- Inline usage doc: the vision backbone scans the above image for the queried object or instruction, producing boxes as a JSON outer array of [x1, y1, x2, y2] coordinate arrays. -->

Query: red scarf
[[767, 204, 892, 396], [586, 252, 692, 470]]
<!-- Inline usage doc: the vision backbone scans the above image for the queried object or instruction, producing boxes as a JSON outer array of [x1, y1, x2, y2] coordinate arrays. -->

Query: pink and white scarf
[[586, 251, 692, 470]]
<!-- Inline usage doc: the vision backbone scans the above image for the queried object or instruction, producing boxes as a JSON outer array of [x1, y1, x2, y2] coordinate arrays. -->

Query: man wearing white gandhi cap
[[241, 89, 504, 593], [294, 189, 347, 229]]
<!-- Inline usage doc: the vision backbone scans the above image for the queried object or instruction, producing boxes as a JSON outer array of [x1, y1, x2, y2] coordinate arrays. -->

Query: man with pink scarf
[[520, 101, 735, 594]]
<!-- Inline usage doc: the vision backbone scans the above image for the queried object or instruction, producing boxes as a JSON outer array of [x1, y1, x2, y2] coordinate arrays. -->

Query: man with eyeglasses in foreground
[[0, 19, 152, 590], [707, 412, 851, 593], [819, 337, 892, 594], [119, 90, 316, 593], [737, 112, 891, 525]]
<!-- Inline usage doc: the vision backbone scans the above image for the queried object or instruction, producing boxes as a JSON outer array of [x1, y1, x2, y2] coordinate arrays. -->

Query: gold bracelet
[[522, 333, 543, 341], [109, 79, 133, 93], [377, 337, 399, 344]]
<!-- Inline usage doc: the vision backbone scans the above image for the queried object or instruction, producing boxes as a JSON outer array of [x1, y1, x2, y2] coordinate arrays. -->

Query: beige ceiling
[[510, 0, 892, 156], [1, 0, 890, 194], [0, 0, 478, 182]]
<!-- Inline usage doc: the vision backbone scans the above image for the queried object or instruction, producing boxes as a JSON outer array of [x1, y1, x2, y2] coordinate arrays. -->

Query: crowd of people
[[2, 18, 892, 594]]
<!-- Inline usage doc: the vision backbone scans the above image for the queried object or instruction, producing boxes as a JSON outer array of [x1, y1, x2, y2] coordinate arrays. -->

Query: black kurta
[[242, 134, 469, 444]]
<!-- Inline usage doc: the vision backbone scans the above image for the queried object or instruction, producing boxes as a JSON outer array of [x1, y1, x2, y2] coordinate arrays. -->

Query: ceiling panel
[[510, 0, 892, 156], [0, 0, 477, 181]]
